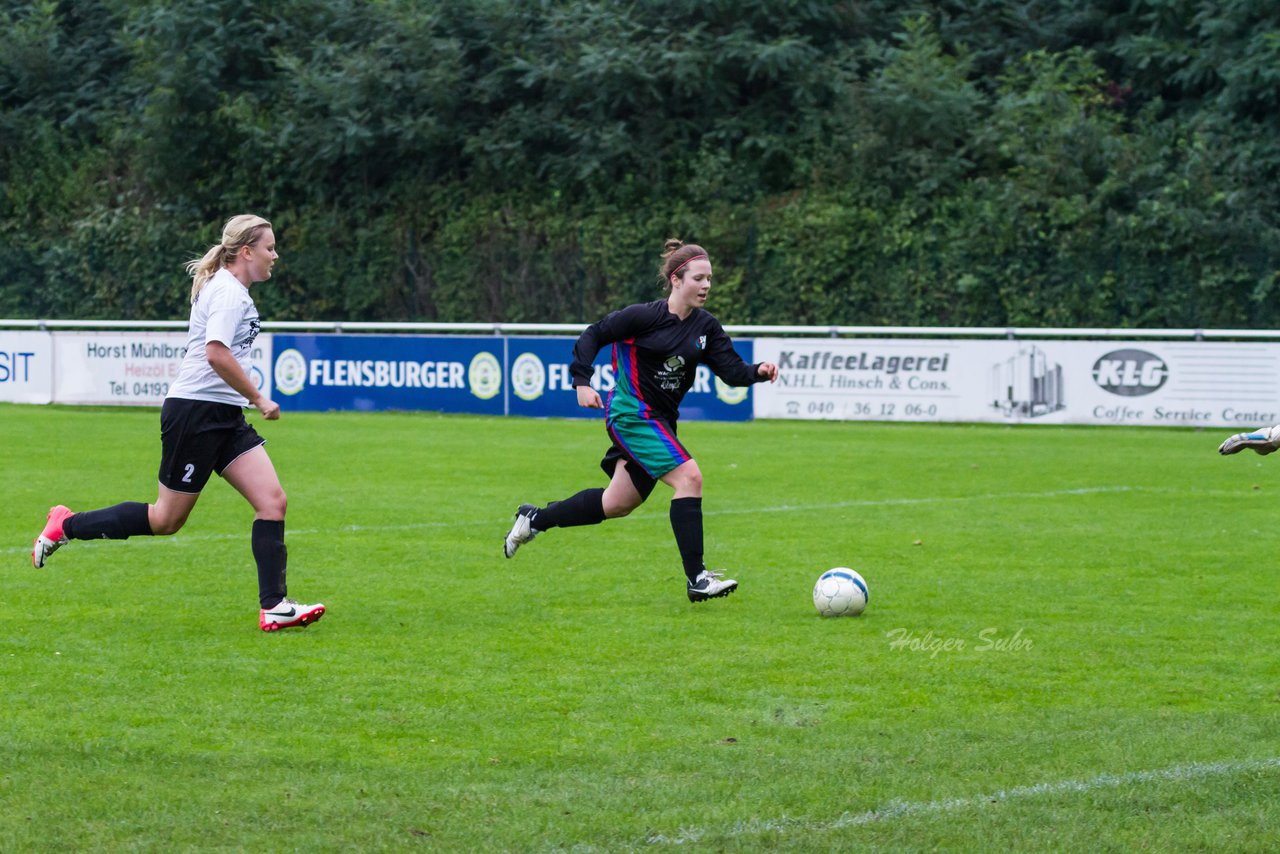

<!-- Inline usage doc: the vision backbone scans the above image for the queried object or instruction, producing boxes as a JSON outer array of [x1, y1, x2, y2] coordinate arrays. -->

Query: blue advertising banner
[[0, 330, 52, 404], [505, 336, 754, 421], [272, 334, 505, 414]]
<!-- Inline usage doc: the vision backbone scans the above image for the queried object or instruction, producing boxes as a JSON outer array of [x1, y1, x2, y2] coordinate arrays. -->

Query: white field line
[[641, 756, 1280, 847], [723, 485, 1152, 514], [0, 485, 1240, 557]]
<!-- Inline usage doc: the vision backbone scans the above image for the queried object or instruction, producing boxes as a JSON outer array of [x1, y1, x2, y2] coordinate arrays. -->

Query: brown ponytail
[[658, 239, 709, 292]]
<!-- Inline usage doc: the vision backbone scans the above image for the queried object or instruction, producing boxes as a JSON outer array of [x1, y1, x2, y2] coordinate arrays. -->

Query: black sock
[[669, 497, 704, 583], [63, 503, 153, 540], [252, 519, 287, 609], [533, 488, 607, 530]]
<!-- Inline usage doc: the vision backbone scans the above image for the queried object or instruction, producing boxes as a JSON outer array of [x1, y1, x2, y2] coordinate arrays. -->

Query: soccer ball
[[813, 568, 868, 617]]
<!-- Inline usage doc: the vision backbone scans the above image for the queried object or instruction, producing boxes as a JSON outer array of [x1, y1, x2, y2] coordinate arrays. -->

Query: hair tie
[[670, 253, 707, 278]]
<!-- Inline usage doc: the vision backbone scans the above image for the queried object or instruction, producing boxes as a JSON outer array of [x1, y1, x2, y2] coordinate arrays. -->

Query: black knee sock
[[252, 519, 288, 609], [63, 503, 153, 540], [669, 497, 704, 583], [533, 488, 607, 530]]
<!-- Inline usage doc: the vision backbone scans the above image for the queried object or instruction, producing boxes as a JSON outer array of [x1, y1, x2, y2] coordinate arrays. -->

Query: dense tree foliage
[[2, 0, 1277, 326]]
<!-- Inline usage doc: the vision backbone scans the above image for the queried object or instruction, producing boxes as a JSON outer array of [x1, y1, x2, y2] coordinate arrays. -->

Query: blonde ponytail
[[185, 245, 223, 303], [185, 214, 272, 303]]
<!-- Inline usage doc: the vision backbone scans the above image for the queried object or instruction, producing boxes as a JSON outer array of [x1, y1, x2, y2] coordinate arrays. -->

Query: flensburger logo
[[713, 376, 748, 405], [274, 348, 307, 396], [1092, 349, 1168, 396], [468, 352, 502, 401], [510, 352, 546, 401]]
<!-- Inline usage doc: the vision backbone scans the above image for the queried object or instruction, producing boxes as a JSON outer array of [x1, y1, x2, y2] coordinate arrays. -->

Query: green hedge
[[2, 2, 1277, 326]]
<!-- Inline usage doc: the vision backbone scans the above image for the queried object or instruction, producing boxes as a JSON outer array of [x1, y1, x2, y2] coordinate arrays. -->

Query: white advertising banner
[[52, 331, 274, 406], [753, 338, 1280, 428], [0, 331, 54, 404]]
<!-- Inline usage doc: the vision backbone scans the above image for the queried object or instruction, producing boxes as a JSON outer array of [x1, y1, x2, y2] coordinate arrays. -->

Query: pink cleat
[[33, 505, 74, 568], [259, 599, 326, 632]]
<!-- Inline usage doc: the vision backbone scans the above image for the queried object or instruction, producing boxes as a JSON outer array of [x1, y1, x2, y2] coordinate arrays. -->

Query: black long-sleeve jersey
[[569, 299, 762, 422]]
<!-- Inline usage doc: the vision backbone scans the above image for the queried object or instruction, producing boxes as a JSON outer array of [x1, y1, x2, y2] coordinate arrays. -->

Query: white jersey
[[166, 268, 261, 406]]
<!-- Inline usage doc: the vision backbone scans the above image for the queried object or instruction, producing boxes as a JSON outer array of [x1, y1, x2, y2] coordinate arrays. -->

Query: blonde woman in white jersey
[[32, 215, 325, 632]]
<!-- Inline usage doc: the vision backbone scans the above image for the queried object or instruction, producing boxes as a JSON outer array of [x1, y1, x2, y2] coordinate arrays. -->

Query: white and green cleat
[[687, 569, 738, 603], [504, 504, 540, 559], [1219, 425, 1280, 456]]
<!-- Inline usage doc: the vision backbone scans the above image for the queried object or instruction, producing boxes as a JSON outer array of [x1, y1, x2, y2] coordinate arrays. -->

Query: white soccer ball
[[813, 568, 868, 617]]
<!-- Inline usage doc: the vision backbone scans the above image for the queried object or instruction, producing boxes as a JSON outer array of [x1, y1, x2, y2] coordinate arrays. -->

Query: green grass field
[[3, 403, 1279, 851]]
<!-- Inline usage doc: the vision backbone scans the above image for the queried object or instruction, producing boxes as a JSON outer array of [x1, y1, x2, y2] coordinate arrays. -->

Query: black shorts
[[158, 398, 265, 494], [600, 442, 659, 502]]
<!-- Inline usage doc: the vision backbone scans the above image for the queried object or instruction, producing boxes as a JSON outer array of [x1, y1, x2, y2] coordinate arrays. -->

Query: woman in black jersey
[[504, 239, 778, 602]]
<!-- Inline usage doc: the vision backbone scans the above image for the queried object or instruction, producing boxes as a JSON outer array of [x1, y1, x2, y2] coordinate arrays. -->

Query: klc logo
[[1091, 349, 1168, 396]]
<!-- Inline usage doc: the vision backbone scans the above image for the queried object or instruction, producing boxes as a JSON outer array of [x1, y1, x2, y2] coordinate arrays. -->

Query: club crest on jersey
[[658, 355, 687, 391], [696, 335, 707, 350]]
